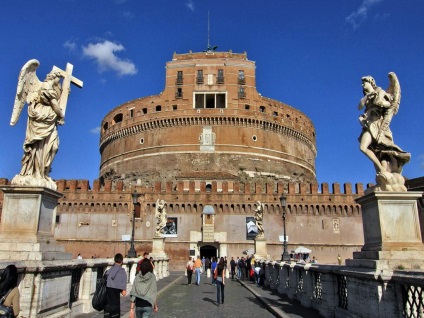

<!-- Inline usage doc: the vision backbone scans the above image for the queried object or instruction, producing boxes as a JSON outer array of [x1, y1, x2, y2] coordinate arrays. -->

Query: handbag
[[213, 268, 218, 279], [92, 271, 108, 311], [0, 289, 14, 318]]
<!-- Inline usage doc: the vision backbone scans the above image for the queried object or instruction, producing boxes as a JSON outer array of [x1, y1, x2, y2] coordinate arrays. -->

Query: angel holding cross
[[10, 59, 82, 190]]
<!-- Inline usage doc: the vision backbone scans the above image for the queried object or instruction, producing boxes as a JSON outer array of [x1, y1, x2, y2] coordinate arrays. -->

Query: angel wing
[[376, 72, 401, 143], [386, 72, 401, 115], [10, 59, 41, 126]]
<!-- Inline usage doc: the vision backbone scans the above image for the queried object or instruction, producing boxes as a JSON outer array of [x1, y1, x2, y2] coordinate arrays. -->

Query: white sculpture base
[[151, 236, 167, 257], [346, 191, 424, 270], [254, 237, 269, 260], [0, 186, 71, 261]]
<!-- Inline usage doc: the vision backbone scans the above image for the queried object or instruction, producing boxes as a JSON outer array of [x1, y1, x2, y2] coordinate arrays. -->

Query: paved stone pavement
[[76, 272, 322, 318]]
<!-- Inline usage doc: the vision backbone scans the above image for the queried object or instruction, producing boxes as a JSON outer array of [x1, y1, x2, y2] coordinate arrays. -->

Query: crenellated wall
[[0, 177, 366, 268]]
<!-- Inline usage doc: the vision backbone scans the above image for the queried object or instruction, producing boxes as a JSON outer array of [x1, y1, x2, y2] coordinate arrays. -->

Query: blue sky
[[0, 0, 423, 188]]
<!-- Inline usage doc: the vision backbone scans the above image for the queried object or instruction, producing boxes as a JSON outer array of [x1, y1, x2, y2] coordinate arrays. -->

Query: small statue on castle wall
[[254, 201, 264, 238], [154, 199, 167, 237], [358, 72, 410, 191]]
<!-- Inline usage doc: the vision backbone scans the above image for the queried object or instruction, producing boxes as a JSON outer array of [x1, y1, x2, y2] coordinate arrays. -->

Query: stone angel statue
[[154, 199, 167, 237], [10, 59, 82, 190], [254, 201, 264, 238], [358, 72, 410, 191]]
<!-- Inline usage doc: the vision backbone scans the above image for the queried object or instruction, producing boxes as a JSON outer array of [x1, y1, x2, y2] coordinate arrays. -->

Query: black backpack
[[92, 272, 108, 311]]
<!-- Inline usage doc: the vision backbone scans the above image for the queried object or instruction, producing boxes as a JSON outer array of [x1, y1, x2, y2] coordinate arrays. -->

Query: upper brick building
[[99, 51, 317, 185]]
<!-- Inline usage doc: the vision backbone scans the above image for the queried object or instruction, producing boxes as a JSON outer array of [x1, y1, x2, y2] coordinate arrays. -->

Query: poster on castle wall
[[163, 217, 177, 237], [246, 216, 258, 240]]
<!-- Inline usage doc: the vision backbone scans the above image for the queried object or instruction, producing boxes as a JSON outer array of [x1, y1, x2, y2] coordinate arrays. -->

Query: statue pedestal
[[254, 237, 269, 260], [151, 236, 167, 257], [346, 191, 424, 270], [0, 186, 71, 261]]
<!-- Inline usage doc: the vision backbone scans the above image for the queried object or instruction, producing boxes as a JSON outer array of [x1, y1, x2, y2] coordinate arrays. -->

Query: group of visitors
[[103, 252, 158, 318], [185, 254, 267, 306], [186, 255, 226, 305]]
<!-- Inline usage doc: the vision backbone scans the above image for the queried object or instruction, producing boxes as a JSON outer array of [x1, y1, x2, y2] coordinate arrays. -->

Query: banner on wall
[[246, 216, 258, 240], [163, 217, 177, 237]]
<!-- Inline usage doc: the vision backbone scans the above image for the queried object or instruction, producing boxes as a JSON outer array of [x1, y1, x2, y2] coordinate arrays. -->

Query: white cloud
[[90, 127, 101, 134], [122, 11, 135, 19], [186, 0, 194, 12], [345, 0, 383, 29], [64, 40, 77, 51], [419, 154, 424, 170], [82, 40, 138, 76]]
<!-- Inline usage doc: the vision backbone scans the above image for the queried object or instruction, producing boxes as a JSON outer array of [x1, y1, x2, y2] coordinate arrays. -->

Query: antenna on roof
[[204, 11, 218, 52]]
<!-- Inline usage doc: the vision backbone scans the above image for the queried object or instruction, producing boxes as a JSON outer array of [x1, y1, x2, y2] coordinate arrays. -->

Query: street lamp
[[128, 190, 139, 258], [280, 194, 290, 262]]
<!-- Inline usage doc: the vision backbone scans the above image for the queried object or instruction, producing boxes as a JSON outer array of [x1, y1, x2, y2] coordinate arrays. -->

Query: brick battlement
[[0, 178, 365, 196], [53, 179, 364, 196]]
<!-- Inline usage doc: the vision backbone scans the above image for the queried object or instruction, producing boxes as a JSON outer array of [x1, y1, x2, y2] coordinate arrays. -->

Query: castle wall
[[52, 179, 365, 268]]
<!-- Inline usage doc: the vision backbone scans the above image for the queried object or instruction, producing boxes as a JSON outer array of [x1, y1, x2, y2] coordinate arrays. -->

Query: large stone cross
[[52, 63, 83, 116]]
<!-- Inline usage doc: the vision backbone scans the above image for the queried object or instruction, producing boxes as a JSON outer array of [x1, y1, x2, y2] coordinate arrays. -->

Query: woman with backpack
[[0, 264, 20, 317], [185, 257, 194, 286], [214, 257, 225, 306], [210, 257, 217, 286], [129, 259, 158, 318]]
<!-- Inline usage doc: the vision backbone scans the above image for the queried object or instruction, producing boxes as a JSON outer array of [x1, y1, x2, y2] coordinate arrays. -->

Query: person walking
[[236, 256, 241, 279], [186, 257, 194, 286], [193, 256, 202, 285], [104, 253, 127, 318], [210, 257, 217, 285], [201, 256, 206, 273], [205, 257, 210, 274], [214, 257, 225, 306], [0, 264, 20, 317], [230, 257, 236, 279], [239, 257, 246, 280], [129, 259, 158, 318]]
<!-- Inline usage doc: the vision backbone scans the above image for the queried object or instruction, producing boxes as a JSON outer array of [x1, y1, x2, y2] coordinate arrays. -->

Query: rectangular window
[[195, 94, 205, 108], [194, 92, 227, 109], [177, 71, 183, 84], [238, 70, 245, 85], [172, 105, 177, 111], [196, 70, 204, 84], [176, 88, 183, 99], [206, 94, 215, 108], [238, 87, 246, 99], [129, 108, 134, 118], [216, 94, 226, 108], [217, 69, 224, 84]]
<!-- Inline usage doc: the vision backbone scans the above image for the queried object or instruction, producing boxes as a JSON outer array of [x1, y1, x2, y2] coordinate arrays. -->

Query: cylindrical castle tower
[[99, 51, 317, 184]]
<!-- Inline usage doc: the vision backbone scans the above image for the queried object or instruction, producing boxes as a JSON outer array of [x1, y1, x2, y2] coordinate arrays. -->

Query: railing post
[[270, 261, 279, 290]]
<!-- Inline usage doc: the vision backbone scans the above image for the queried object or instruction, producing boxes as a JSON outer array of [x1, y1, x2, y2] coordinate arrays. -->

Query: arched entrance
[[200, 244, 217, 260]]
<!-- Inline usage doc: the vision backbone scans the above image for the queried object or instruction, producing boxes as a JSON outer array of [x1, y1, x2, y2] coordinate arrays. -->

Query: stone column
[[0, 186, 71, 261], [346, 191, 424, 270], [254, 237, 270, 260]]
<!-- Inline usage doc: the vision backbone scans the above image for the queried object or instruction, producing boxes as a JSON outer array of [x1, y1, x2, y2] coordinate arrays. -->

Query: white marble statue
[[254, 201, 264, 238], [10, 59, 82, 190], [358, 72, 410, 191], [154, 199, 167, 237]]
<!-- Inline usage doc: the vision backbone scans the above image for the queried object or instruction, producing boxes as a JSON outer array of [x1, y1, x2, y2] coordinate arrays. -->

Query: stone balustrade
[[259, 260, 424, 318], [0, 257, 169, 318]]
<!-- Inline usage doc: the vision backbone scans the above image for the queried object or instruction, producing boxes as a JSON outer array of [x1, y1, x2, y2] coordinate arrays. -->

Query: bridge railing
[[0, 257, 169, 318], [260, 261, 424, 318]]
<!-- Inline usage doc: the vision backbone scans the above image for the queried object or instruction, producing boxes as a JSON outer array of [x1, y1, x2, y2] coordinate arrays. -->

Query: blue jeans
[[216, 279, 225, 304], [195, 268, 201, 285], [135, 306, 152, 318]]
